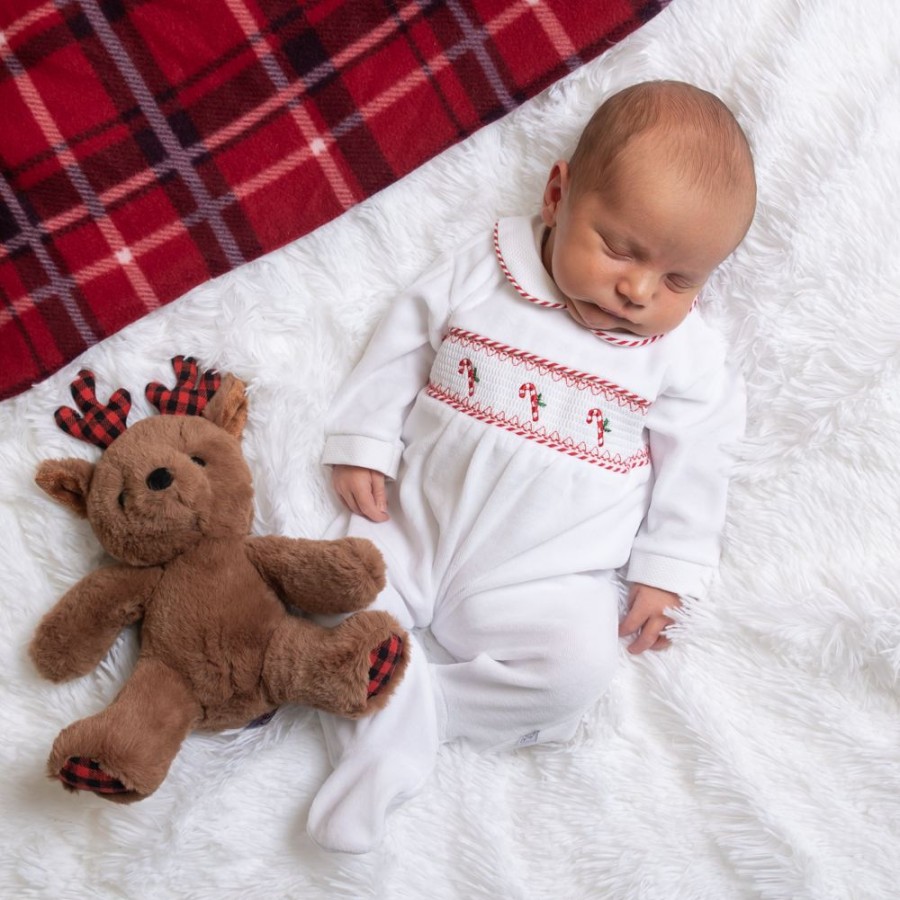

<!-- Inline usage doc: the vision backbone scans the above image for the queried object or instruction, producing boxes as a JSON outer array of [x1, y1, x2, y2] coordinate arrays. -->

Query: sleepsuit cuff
[[625, 551, 713, 599], [321, 434, 403, 480]]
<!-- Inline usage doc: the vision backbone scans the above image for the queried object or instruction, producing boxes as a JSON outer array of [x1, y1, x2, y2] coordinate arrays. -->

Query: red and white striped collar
[[492, 217, 666, 349]]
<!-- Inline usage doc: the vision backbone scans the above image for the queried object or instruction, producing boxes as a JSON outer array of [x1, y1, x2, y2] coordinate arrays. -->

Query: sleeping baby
[[309, 79, 756, 853]]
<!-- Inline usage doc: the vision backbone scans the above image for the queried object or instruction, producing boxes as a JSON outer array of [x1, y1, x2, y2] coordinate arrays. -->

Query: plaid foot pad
[[367, 634, 404, 698], [59, 756, 128, 794]]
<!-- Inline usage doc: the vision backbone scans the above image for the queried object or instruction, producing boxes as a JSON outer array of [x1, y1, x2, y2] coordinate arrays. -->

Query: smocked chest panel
[[426, 327, 651, 473]]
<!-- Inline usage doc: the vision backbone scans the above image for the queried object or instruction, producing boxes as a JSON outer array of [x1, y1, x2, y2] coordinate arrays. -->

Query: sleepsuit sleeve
[[321, 255, 457, 479], [625, 356, 746, 599]]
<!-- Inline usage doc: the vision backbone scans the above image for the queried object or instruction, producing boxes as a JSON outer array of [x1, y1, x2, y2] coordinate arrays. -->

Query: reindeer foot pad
[[59, 757, 128, 794], [367, 634, 404, 698]]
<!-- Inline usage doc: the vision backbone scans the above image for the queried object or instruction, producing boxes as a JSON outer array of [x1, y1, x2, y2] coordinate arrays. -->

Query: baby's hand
[[618, 583, 681, 654], [332, 465, 390, 522]]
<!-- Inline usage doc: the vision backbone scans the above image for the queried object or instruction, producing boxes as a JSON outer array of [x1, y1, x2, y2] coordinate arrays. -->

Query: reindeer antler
[[54, 370, 132, 449], [145, 356, 221, 416]]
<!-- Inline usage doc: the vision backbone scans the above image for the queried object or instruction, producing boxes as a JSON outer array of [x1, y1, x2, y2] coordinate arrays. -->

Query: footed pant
[[307, 524, 620, 852], [430, 571, 620, 751]]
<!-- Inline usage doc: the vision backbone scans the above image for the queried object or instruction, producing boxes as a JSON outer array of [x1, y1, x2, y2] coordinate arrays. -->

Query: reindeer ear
[[35, 459, 95, 518], [201, 374, 248, 439]]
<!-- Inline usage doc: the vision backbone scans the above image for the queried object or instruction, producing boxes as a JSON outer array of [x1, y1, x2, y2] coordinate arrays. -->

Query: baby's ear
[[35, 458, 95, 518], [202, 374, 248, 439], [541, 159, 569, 227]]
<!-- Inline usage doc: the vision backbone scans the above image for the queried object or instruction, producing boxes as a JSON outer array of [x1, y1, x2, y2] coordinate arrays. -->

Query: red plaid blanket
[[0, 0, 667, 401]]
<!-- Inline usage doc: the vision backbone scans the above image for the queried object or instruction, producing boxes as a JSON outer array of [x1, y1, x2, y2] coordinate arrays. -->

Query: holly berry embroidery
[[519, 383, 546, 422], [586, 408, 611, 447]]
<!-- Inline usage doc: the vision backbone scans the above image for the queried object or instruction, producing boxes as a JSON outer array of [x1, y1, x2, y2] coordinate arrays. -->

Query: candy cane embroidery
[[586, 408, 611, 447], [519, 383, 546, 422], [425, 384, 649, 473], [445, 329, 651, 411], [427, 329, 651, 474], [458, 358, 478, 397]]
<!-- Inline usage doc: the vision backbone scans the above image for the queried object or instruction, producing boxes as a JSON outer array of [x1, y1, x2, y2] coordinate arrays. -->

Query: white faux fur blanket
[[2, 0, 899, 896]]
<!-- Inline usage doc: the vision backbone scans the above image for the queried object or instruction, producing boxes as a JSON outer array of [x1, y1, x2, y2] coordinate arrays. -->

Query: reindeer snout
[[146, 467, 174, 491]]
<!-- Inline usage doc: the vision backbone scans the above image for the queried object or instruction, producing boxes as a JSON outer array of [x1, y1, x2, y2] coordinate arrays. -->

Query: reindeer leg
[[262, 612, 409, 719], [49, 657, 201, 803]]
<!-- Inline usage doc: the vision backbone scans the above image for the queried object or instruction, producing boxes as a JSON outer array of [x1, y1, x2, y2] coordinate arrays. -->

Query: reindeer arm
[[30, 564, 162, 682], [245, 536, 385, 615]]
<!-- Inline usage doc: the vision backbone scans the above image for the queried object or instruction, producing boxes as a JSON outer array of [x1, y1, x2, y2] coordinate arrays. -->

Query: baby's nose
[[146, 467, 174, 491], [617, 268, 655, 303]]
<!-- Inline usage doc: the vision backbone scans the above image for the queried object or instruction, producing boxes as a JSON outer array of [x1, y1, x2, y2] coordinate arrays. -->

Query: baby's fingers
[[624, 617, 669, 655], [618, 602, 645, 639], [344, 472, 388, 523], [336, 482, 363, 517], [370, 474, 389, 520], [332, 467, 389, 523], [353, 486, 388, 522]]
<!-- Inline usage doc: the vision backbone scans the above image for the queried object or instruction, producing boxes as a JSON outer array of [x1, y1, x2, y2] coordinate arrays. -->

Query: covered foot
[[306, 744, 436, 854], [308, 640, 437, 854]]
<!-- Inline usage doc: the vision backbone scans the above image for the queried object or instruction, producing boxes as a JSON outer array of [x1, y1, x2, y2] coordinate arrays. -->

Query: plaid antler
[[145, 356, 221, 416], [54, 370, 131, 449]]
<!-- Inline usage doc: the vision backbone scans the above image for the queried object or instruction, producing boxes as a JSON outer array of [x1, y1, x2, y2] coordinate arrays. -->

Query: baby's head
[[541, 80, 756, 336]]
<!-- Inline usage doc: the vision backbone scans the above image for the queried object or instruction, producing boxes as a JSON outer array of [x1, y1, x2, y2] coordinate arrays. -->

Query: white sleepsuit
[[307, 216, 746, 852]]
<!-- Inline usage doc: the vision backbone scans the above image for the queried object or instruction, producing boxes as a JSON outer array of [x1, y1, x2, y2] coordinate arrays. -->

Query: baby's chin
[[564, 298, 640, 335]]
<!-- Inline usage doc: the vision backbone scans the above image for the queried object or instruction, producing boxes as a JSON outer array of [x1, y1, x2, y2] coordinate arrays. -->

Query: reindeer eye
[[118, 491, 126, 509], [190, 456, 206, 467]]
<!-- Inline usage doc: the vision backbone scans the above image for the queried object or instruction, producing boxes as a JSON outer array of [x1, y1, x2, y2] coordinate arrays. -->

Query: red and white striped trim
[[492, 221, 665, 349], [588, 328, 664, 348], [446, 328, 651, 411], [492, 221, 566, 309]]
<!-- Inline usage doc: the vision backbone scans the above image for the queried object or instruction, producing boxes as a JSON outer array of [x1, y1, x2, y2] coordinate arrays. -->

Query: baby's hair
[[569, 80, 756, 222]]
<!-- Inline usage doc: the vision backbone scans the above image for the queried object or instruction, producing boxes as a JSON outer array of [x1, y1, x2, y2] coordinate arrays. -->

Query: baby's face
[[541, 139, 749, 336]]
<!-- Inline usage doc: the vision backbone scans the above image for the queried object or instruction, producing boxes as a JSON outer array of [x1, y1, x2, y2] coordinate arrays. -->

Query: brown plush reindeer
[[30, 357, 408, 803]]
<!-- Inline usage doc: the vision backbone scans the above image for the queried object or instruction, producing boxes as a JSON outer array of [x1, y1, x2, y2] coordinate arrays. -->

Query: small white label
[[516, 730, 540, 747]]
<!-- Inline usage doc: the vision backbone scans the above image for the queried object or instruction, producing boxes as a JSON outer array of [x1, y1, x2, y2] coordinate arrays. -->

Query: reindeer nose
[[146, 468, 174, 491]]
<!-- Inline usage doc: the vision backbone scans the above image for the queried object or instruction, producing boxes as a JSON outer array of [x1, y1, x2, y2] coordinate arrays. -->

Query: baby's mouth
[[570, 299, 630, 329]]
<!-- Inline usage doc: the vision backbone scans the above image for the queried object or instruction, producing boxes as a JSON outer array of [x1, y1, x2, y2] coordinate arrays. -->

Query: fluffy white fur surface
[[2, 0, 899, 896]]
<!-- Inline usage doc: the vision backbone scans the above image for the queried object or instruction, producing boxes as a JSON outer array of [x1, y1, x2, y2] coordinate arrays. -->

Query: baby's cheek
[[559, 252, 596, 297], [668, 293, 697, 325]]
